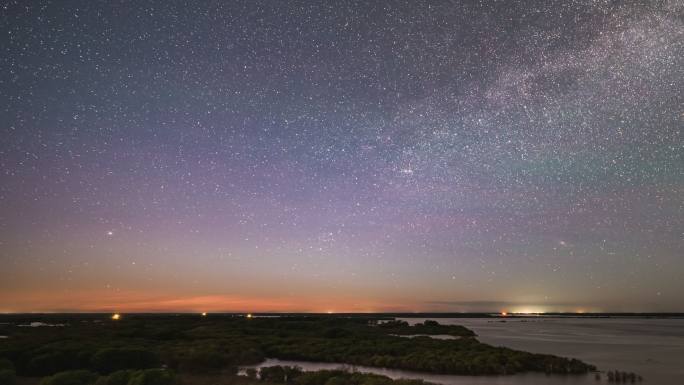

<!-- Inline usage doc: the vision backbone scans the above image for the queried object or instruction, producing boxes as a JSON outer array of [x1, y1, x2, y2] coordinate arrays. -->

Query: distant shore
[[1, 312, 683, 319]]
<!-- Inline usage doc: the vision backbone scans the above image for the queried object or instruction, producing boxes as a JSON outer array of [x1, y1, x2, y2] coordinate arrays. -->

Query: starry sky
[[1, 0, 682, 313]]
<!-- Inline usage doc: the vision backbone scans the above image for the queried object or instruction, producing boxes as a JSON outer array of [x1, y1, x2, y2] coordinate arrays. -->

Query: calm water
[[403, 317, 684, 385], [241, 317, 684, 385]]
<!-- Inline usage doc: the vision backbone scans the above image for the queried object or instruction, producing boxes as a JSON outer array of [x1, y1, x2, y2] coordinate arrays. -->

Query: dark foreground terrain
[[0, 314, 595, 385]]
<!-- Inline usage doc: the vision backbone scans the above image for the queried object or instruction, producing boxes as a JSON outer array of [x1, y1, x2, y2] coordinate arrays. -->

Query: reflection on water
[[242, 318, 684, 385]]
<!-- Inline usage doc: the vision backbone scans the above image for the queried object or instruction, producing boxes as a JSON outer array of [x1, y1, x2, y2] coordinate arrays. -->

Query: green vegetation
[[173, 348, 235, 373], [0, 314, 595, 385], [40, 370, 98, 385], [377, 320, 474, 337], [254, 366, 434, 385], [0, 357, 17, 385], [91, 348, 160, 374], [0, 358, 15, 371], [261, 334, 590, 375], [127, 369, 176, 385], [37, 368, 177, 385], [0, 368, 17, 385], [96, 370, 138, 385]]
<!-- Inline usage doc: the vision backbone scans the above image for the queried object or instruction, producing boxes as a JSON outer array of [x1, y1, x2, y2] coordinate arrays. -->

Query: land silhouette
[[0, 314, 597, 385]]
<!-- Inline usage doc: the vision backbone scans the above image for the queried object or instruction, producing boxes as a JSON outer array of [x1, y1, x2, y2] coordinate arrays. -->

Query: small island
[[0, 314, 596, 385], [376, 319, 476, 338]]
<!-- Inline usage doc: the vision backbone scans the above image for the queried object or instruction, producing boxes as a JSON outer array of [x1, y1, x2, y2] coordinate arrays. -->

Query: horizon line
[[2, 311, 684, 316]]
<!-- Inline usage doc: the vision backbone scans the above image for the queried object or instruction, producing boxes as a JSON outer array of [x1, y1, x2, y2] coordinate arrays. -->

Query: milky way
[[1, 1, 682, 313]]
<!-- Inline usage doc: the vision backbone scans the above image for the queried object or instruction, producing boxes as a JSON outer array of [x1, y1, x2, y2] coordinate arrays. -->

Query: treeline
[[6, 346, 162, 377], [250, 365, 435, 385], [595, 370, 643, 383], [2, 341, 260, 378], [377, 320, 475, 337], [262, 333, 592, 375], [39, 368, 175, 385], [0, 314, 595, 382]]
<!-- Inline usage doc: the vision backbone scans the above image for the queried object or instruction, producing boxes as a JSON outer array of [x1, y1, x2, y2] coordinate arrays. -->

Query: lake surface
[[403, 317, 684, 385], [242, 317, 684, 385]]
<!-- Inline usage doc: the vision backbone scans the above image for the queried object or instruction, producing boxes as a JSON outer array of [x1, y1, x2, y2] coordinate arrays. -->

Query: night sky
[[1, 1, 682, 313]]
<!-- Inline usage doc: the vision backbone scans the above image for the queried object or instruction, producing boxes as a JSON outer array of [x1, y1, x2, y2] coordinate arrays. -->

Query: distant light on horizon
[[511, 306, 548, 315], [111, 313, 121, 320]]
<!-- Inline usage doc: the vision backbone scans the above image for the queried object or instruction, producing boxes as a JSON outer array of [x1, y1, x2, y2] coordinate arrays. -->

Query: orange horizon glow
[[0, 289, 611, 314], [0, 289, 426, 314]]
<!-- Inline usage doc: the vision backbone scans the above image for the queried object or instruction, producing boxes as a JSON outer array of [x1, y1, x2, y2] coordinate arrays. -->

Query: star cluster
[[0, 0, 682, 313]]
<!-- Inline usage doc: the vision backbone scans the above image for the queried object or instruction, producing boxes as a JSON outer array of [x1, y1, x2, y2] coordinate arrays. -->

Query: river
[[241, 317, 684, 385]]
